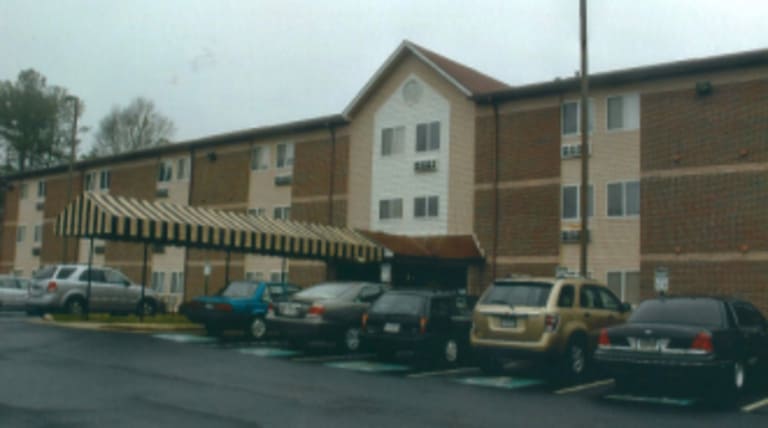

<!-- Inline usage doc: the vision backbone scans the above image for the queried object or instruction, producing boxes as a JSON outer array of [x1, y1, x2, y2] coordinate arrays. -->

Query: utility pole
[[579, 0, 590, 277], [62, 96, 79, 263]]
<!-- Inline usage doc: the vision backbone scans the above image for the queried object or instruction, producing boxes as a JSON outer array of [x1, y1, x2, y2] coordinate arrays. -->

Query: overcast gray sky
[[2, 0, 767, 153]]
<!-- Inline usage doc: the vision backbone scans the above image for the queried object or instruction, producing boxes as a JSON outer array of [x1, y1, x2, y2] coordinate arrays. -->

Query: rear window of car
[[481, 281, 553, 307], [370, 293, 427, 316], [33, 266, 57, 280], [221, 282, 260, 298], [296, 283, 358, 300], [56, 267, 76, 279], [629, 299, 725, 327]]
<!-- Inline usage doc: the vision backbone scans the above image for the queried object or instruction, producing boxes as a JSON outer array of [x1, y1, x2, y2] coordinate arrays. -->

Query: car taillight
[[307, 304, 325, 317], [598, 328, 611, 348], [691, 331, 713, 353], [267, 303, 274, 315], [361, 313, 368, 330], [46, 281, 57, 293], [419, 316, 428, 334], [213, 303, 233, 312], [544, 314, 560, 332]]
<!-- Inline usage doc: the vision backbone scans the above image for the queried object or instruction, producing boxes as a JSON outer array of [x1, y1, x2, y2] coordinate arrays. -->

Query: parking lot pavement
[[151, 332, 768, 415]]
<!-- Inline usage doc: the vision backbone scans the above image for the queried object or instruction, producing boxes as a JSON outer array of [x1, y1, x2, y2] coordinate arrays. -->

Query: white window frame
[[378, 198, 403, 220], [177, 158, 189, 180], [248, 207, 266, 216], [170, 272, 184, 293], [270, 271, 286, 283], [273, 206, 291, 220], [19, 183, 28, 199], [605, 94, 640, 132], [151, 271, 166, 293], [158, 160, 173, 183], [276, 143, 294, 169], [415, 121, 440, 152], [381, 126, 406, 157], [16, 225, 26, 243], [561, 184, 594, 220], [37, 180, 46, 198], [606, 270, 640, 303], [250, 145, 270, 171], [561, 99, 594, 136], [84, 172, 96, 191], [33, 224, 42, 243], [413, 195, 439, 219], [606, 181, 640, 218], [99, 170, 110, 190]]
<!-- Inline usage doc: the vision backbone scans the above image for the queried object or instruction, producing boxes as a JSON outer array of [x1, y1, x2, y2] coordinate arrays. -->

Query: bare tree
[[93, 97, 175, 156]]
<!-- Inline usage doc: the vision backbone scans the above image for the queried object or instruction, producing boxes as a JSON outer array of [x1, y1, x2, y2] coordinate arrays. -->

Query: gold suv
[[470, 276, 631, 377]]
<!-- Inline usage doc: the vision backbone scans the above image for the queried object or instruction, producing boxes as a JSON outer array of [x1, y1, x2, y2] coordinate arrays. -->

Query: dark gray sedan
[[266, 281, 387, 352]]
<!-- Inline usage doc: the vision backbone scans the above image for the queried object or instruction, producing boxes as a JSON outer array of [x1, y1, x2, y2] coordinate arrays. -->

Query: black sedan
[[595, 296, 768, 400], [361, 290, 475, 366]]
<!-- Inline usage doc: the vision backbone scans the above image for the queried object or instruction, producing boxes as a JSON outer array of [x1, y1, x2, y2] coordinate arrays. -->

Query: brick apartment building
[[1, 41, 766, 313]]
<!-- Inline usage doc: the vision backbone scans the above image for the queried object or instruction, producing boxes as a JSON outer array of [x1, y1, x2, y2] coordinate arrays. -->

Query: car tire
[[245, 317, 267, 340], [339, 327, 361, 353], [438, 338, 460, 367], [136, 299, 157, 317], [478, 354, 504, 375], [65, 297, 86, 316], [562, 336, 588, 380]]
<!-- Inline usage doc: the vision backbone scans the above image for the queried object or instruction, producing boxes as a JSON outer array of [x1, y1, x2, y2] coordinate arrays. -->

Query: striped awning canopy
[[55, 193, 384, 263]]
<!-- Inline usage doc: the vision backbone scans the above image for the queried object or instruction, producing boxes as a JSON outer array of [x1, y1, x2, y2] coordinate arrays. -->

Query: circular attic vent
[[402, 79, 423, 105]]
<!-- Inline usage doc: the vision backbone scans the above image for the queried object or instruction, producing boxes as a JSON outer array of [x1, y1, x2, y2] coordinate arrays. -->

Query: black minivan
[[360, 290, 476, 366]]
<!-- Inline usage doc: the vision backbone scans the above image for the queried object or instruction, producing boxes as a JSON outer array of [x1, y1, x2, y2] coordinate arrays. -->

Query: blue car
[[181, 281, 301, 339]]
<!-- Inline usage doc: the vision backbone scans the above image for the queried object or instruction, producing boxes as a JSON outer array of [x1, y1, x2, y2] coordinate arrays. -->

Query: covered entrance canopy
[[55, 193, 384, 263]]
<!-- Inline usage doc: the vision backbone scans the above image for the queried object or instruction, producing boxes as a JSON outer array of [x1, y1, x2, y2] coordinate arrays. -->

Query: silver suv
[[27, 264, 163, 316]]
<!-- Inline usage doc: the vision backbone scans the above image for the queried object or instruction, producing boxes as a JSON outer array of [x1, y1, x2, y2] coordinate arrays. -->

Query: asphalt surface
[[1, 312, 767, 428]]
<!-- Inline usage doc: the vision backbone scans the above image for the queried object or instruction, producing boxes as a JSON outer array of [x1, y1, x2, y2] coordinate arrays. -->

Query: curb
[[28, 317, 204, 334]]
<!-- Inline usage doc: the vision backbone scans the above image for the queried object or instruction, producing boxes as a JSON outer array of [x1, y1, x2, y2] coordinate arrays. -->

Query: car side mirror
[[620, 302, 632, 313]]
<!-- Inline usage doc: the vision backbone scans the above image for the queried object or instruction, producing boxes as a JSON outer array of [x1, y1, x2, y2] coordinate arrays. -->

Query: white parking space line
[[407, 367, 480, 379], [742, 397, 768, 413], [292, 353, 374, 363], [555, 379, 614, 395]]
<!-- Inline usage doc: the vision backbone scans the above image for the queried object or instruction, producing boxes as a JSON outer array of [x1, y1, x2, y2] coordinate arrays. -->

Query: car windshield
[[295, 283, 358, 300], [370, 293, 427, 315], [32, 266, 57, 280], [221, 281, 260, 298], [481, 282, 552, 307], [629, 299, 725, 327]]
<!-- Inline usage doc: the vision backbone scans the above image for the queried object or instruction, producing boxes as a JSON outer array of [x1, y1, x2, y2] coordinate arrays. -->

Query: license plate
[[281, 304, 298, 316], [500, 317, 517, 328], [636, 338, 658, 352], [205, 303, 213, 310], [383, 323, 400, 333]]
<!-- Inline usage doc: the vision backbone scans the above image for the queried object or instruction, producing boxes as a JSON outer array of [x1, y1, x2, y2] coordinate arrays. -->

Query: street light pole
[[579, 0, 590, 277], [62, 96, 79, 264]]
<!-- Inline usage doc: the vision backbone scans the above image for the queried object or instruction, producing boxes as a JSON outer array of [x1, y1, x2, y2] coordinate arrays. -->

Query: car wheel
[[246, 317, 267, 340], [440, 338, 460, 366], [340, 327, 361, 353], [478, 354, 504, 374], [65, 297, 86, 316], [136, 300, 157, 317], [563, 336, 587, 379]]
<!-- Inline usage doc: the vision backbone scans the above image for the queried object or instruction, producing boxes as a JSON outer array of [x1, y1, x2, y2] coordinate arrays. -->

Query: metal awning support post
[[140, 242, 148, 323], [224, 250, 231, 285], [85, 236, 93, 321]]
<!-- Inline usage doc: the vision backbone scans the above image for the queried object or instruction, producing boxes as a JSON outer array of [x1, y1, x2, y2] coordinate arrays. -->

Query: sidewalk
[[29, 316, 204, 334]]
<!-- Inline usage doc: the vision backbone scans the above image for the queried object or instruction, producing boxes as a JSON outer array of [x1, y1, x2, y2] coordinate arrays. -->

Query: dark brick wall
[[289, 264, 327, 287], [641, 173, 768, 254], [291, 200, 348, 227], [184, 264, 244, 301], [41, 174, 83, 264], [190, 148, 249, 206], [292, 134, 349, 227], [105, 162, 157, 264], [639, 261, 768, 314], [468, 262, 559, 296], [0, 183, 21, 269], [641, 79, 768, 172], [475, 107, 561, 184]]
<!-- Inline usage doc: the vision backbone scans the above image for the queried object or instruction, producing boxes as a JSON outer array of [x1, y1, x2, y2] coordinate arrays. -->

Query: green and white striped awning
[[55, 193, 384, 263]]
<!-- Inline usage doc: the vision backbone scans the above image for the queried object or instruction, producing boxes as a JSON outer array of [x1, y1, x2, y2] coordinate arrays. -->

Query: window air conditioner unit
[[274, 175, 293, 186], [156, 188, 169, 198], [414, 159, 437, 172], [31, 247, 41, 256], [94, 245, 106, 255], [35, 201, 44, 211], [560, 144, 592, 160], [561, 229, 590, 243]]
